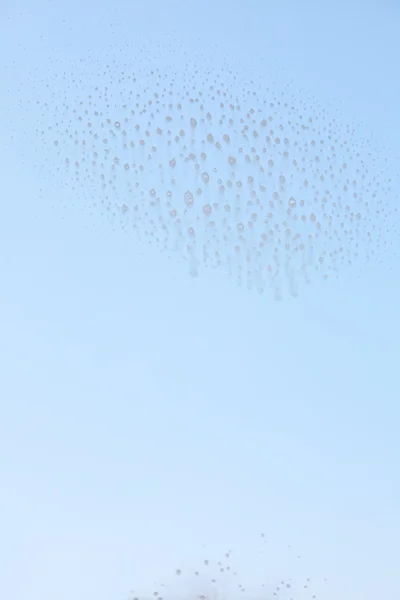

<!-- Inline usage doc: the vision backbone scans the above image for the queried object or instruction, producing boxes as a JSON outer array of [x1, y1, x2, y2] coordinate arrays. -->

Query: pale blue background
[[1, 1, 399, 599]]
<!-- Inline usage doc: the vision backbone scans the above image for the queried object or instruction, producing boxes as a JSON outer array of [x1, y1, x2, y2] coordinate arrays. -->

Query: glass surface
[[1, 1, 399, 599]]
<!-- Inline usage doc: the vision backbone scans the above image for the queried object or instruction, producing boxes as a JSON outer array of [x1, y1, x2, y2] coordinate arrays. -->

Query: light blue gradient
[[1, 1, 399, 599]]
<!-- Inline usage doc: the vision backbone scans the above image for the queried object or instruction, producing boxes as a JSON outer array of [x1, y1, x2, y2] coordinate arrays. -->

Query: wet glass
[[0, 1, 399, 599]]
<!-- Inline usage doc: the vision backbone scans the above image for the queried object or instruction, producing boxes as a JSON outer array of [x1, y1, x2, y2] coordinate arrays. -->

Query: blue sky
[[1, 1, 399, 599]]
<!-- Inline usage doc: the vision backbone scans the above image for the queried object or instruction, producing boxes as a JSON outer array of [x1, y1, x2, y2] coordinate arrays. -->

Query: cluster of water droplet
[[24, 34, 399, 299], [128, 535, 325, 600]]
